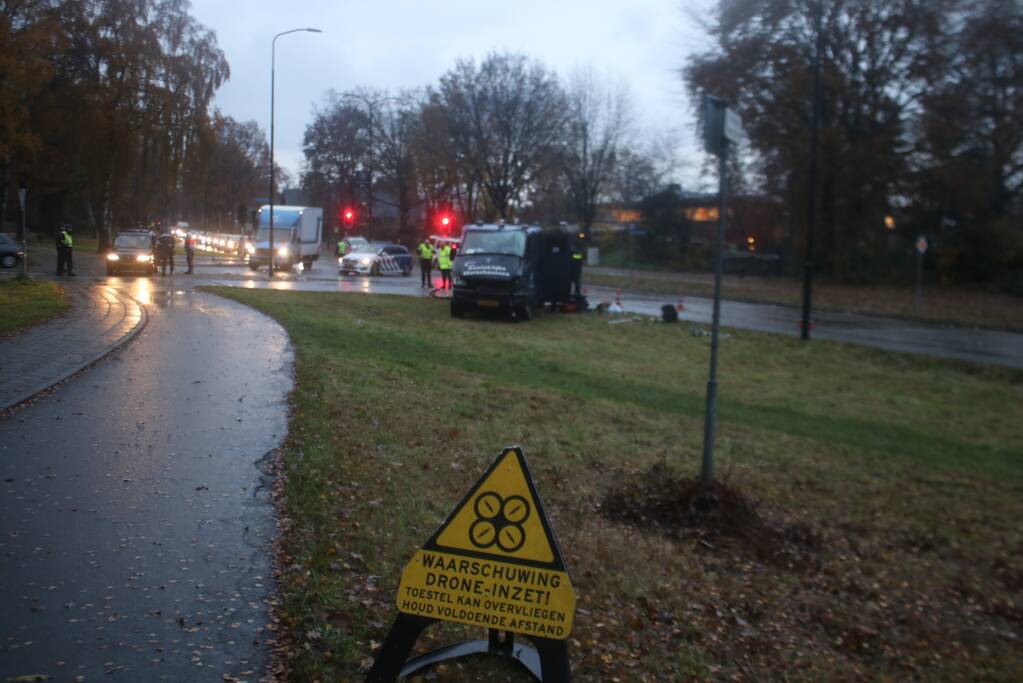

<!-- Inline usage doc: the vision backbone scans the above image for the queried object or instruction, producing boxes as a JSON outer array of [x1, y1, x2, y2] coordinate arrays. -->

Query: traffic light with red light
[[436, 212, 453, 233], [343, 208, 355, 229]]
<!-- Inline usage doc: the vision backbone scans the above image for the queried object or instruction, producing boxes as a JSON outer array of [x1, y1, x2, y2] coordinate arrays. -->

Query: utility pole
[[800, 0, 824, 340], [17, 183, 28, 277]]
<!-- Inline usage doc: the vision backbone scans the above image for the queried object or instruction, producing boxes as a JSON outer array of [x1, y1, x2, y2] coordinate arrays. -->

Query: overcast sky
[[189, 0, 716, 186]]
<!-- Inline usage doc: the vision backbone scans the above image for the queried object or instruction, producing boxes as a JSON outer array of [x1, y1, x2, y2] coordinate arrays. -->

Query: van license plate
[[477, 298, 500, 308]]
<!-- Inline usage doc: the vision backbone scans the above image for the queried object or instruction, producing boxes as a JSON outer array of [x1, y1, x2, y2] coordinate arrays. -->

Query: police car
[[339, 242, 413, 276]]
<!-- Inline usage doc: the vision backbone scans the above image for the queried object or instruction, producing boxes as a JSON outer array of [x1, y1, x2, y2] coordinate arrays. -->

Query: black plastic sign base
[[365, 613, 570, 682]]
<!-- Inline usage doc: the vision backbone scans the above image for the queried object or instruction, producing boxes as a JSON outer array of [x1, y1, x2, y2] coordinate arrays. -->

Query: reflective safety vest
[[337, 240, 348, 256], [418, 242, 434, 260], [438, 244, 453, 270], [60, 231, 73, 248]]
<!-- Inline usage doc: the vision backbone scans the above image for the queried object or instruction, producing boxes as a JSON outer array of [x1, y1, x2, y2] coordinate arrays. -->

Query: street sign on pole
[[699, 94, 736, 491], [724, 108, 744, 145], [915, 236, 928, 255], [702, 96, 727, 156], [703, 96, 743, 156]]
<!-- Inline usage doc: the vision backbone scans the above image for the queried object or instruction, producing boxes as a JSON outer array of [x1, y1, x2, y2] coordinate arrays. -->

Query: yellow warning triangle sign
[[424, 447, 565, 569]]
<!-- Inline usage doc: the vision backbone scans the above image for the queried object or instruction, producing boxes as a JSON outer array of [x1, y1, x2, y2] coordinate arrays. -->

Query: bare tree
[[432, 52, 566, 220], [372, 93, 419, 243], [411, 95, 482, 224], [301, 91, 370, 234], [560, 68, 631, 236]]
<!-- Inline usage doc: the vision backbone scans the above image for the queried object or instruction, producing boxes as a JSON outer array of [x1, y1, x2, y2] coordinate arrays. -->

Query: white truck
[[247, 205, 323, 271]]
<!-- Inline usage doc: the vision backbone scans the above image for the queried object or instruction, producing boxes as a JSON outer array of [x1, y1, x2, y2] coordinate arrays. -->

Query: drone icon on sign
[[468, 491, 530, 553]]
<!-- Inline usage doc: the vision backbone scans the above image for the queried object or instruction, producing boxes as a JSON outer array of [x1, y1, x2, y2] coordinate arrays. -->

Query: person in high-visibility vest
[[55, 225, 76, 276], [417, 239, 434, 288], [571, 242, 584, 297], [438, 242, 453, 290]]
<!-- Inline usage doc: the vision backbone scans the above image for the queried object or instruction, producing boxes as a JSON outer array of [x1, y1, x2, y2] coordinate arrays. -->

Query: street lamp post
[[269, 27, 322, 276], [340, 93, 400, 243]]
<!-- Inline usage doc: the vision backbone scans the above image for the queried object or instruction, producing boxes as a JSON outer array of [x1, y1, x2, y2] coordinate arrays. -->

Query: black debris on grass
[[601, 463, 822, 567]]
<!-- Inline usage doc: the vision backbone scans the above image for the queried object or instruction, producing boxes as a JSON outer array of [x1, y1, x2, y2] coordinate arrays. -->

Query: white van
[[247, 205, 323, 271]]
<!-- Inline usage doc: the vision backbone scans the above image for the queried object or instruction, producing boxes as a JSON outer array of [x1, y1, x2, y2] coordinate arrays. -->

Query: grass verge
[[210, 288, 1023, 682], [0, 278, 68, 336]]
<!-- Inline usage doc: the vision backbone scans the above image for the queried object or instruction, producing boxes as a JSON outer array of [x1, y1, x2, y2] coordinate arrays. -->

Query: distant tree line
[[300, 53, 678, 246], [0, 0, 272, 249], [685, 0, 1023, 290]]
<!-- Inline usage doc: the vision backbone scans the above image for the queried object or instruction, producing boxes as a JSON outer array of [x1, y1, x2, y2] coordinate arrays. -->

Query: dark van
[[450, 223, 582, 320]]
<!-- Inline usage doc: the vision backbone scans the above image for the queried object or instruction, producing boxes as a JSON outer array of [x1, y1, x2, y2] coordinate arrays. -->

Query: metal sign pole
[[914, 249, 922, 313], [701, 143, 728, 489], [800, 0, 824, 340], [914, 235, 927, 314]]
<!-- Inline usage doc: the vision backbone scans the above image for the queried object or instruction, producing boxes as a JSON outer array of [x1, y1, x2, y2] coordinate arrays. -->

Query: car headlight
[[360, 257, 371, 265], [278, 246, 289, 257], [107, 253, 120, 261], [227, 241, 236, 251], [245, 243, 255, 254], [136, 254, 151, 262], [338, 256, 344, 264]]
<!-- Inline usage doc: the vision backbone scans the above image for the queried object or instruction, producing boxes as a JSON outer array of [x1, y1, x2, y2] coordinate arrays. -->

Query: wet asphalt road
[[582, 286, 1023, 369], [0, 286, 291, 681]]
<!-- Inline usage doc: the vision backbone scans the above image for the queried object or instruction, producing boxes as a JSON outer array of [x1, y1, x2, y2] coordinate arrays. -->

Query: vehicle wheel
[[248, 261, 260, 271], [0, 254, 16, 268], [514, 302, 534, 322], [302, 257, 314, 271], [451, 301, 465, 318], [106, 265, 116, 276], [371, 262, 380, 276], [401, 263, 411, 276]]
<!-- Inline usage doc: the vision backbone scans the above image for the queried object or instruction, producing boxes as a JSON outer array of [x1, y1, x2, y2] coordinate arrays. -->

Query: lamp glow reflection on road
[[133, 278, 152, 305]]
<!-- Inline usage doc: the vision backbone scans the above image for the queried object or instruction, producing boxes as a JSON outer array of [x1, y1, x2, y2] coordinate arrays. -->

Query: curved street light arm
[[268, 27, 322, 276]]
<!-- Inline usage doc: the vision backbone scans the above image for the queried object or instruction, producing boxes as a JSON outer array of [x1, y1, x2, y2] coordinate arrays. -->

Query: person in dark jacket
[[157, 232, 176, 275], [185, 234, 196, 273]]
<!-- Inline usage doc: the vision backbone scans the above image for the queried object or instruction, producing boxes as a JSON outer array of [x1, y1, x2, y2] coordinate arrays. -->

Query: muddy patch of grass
[[602, 464, 821, 567]]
